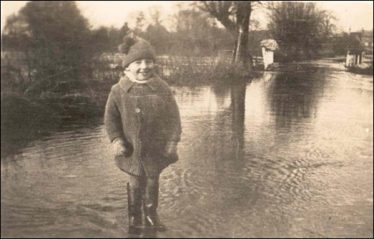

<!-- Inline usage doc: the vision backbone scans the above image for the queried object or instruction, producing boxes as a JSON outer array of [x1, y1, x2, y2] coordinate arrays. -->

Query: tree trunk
[[233, 2, 252, 70]]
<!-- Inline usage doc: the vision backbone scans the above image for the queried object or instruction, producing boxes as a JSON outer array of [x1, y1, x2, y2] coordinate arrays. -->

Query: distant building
[[344, 30, 373, 68], [346, 49, 363, 67], [350, 30, 373, 55], [260, 39, 279, 70], [362, 30, 373, 55]]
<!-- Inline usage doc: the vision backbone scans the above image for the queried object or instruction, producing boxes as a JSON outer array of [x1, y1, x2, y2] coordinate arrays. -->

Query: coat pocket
[[160, 152, 179, 170], [123, 142, 134, 157]]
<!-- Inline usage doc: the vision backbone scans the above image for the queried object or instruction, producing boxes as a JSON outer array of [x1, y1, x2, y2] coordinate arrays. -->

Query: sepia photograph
[[1, 1, 373, 238]]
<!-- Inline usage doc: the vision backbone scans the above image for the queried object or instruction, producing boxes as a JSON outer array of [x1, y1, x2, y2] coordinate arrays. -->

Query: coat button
[[135, 108, 141, 113]]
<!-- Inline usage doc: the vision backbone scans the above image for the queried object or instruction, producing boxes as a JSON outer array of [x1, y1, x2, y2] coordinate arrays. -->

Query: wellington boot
[[143, 183, 166, 232], [127, 183, 143, 231]]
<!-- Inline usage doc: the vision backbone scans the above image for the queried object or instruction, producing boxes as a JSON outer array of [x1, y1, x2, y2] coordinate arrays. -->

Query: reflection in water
[[211, 81, 230, 108], [230, 81, 247, 160], [1, 62, 373, 238], [266, 71, 324, 130]]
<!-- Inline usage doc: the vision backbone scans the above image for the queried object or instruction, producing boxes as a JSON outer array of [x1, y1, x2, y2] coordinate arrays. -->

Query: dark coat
[[104, 74, 182, 176]]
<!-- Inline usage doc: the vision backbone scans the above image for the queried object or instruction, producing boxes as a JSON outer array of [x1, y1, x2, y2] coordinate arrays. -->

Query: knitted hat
[[118, 34, 156, 68]]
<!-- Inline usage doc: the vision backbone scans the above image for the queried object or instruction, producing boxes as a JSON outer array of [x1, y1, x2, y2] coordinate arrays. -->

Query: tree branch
[[199, 1, 236, 35]]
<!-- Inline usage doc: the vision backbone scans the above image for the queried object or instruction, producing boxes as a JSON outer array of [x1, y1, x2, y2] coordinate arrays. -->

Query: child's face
[[125, 58, 155, 81]]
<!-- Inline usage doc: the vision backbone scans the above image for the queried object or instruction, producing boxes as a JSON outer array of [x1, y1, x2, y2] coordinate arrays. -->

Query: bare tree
[[198, 1, 260, 69]]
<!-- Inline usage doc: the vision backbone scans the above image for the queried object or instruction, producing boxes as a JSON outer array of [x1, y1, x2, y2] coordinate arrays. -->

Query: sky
[[1, 1, 373, 33]]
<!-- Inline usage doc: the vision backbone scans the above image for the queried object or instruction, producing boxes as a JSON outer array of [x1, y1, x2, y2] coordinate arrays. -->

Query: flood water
[[1, 61, 373, 238]]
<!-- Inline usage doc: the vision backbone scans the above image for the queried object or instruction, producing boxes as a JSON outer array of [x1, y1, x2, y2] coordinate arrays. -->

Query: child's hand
[[113, 138, 129, 157], [165, 141, 178, 156]]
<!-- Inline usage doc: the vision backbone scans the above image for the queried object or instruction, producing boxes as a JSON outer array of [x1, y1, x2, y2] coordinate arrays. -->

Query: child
[[104, 34, 182, 232]]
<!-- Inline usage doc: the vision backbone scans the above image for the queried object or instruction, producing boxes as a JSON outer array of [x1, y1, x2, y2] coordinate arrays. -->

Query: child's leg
[[144, 174, 166, 231], [129, 174, 145, 190], [127, 174, 145, 228], [144, 176, 159, 208]]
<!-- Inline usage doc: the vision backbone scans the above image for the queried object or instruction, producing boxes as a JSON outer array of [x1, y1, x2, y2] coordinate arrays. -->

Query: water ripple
[[1, 65, 372, 238]]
